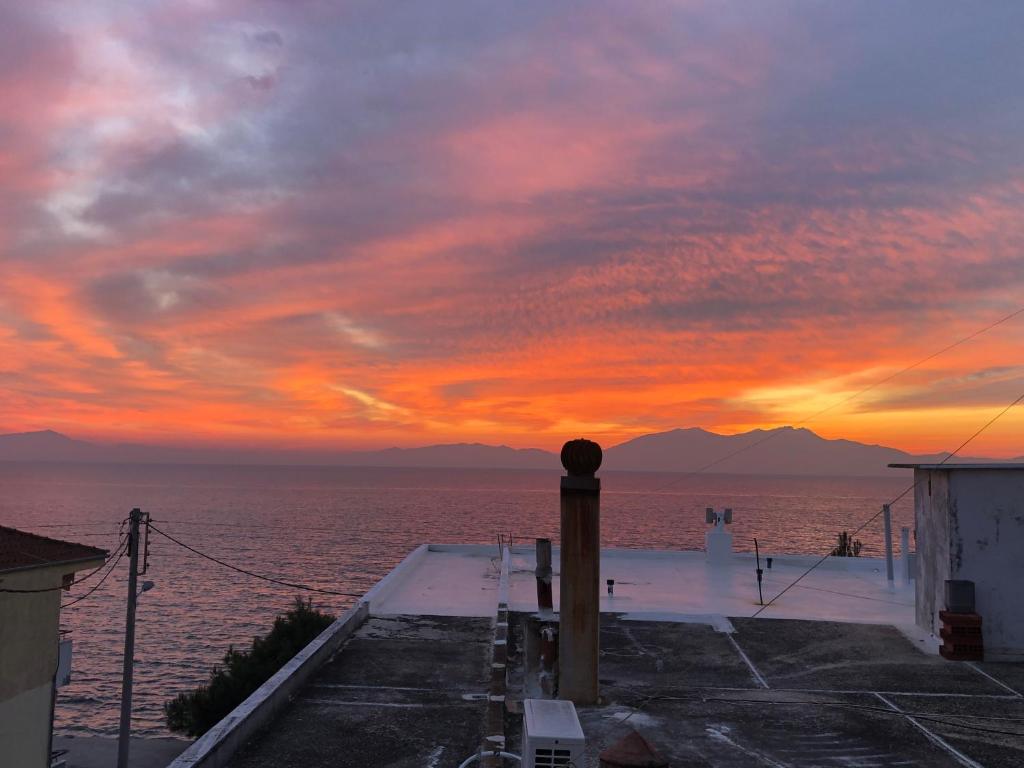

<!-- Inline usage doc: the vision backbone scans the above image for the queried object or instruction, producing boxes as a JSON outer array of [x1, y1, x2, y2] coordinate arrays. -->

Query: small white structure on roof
[[704, 507, 734, 565], [891, 463, 1024, 661]]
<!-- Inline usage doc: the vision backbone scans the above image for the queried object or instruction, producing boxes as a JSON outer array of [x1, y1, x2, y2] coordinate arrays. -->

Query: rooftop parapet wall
[[166, 601, 369, 768]]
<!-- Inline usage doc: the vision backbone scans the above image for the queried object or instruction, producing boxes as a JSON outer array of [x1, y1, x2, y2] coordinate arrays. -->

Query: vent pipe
[[558, 438, 602, 704]]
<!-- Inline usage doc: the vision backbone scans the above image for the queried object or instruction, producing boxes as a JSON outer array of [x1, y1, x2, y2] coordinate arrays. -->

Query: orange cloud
[[0, 2, 1022, 459]]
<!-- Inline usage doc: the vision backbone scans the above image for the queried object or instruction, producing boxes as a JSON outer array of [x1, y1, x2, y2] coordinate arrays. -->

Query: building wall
[[915, 468, 951, 635], [914, 468, 1024, 661], [949, 470, 1024, 660], [0, 561, 100, 768], [0, 682, 53, 768]]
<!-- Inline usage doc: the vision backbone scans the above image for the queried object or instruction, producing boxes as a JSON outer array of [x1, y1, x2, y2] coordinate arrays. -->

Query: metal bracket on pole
[[141, 512, 152, 576]]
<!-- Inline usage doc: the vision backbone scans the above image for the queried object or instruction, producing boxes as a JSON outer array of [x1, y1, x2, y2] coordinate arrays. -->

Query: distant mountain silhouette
[[0, 427, 1015, 476], [602, 426, 973, 476], [0, 430, 99, 461], [0, 430, 555, 469], [330, 443, 555, 469]]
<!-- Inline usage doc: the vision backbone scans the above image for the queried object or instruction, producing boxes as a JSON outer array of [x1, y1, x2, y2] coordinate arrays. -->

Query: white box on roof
[[523, 698, 584, 768]]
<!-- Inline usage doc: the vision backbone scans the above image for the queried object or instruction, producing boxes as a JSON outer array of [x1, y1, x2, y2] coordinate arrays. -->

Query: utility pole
[[117, 508, 142, 768]]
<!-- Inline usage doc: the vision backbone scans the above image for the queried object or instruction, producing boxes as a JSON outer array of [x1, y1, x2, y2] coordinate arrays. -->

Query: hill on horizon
[[0, 427, 1016, 477]]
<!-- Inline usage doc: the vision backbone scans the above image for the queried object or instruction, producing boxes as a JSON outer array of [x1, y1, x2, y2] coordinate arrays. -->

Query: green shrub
[[831, 530, 863, 557], [165, 598, 335, 737]]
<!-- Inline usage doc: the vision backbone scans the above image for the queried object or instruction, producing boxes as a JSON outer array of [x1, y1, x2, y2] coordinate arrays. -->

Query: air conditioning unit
[[522, 699, 585, 768]]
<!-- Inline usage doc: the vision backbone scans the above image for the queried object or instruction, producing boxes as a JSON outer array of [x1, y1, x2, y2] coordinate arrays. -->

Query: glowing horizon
[[2, 2, 1023, 457]]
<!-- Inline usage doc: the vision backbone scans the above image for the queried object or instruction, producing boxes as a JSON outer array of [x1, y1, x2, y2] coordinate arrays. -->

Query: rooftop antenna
[[705, 507, 733, 527]]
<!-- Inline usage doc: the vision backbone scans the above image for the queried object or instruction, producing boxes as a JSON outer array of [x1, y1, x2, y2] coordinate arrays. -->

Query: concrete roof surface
[[507, 614, 1024, 768], [0, 525, 108, 574], [229, 615, 492, 768], [201, 542, 1024, 767], [226, 610, 1024, 767]]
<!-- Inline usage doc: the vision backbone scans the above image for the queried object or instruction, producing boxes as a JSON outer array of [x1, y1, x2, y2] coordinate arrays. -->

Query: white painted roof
[[367, 543, 917, 632]]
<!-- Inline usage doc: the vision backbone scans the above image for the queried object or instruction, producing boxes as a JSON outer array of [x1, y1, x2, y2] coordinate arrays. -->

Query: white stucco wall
[[915, 467, 1024, 661]]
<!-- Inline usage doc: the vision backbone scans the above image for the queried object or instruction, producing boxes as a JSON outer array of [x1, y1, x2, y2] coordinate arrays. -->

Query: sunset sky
[[1, 2, 1023, 455]]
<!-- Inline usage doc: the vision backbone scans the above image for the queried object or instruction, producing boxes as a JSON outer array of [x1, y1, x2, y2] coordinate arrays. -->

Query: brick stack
[[939, 610, 983, 661]]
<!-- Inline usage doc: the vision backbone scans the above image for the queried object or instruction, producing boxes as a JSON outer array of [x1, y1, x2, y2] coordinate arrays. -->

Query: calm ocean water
[[0, 462, 913, 736]]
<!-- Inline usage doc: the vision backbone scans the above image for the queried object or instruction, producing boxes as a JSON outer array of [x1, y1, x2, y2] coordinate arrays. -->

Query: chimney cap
[[561, 438, 603, 477]]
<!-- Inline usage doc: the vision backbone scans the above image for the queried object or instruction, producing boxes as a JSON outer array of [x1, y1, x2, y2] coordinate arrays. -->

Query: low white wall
[[362, 543, 429, 614], [167, 600, 369, 768]]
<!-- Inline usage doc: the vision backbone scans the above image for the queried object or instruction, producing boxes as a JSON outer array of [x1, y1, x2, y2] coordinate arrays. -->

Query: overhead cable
[[61, 537, 131, 609], [751, 388, 1024, 618], [0, 529, 127, 594], [651, 303, 1024, 492], [147, 523, 363, 598]]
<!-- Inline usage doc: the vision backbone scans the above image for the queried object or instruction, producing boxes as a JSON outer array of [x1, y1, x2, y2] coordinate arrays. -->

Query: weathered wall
[[915, 469, 951, 635], [0, 567, 63, 702], [949, 470, 1024, 660], [167, 600, 369, 768], [1, 557, 104, 766], [0, 682, 52, 768], [0, 565, 66, 768]]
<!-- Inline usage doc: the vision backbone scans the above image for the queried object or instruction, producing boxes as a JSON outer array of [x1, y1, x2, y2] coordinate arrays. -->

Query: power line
[[147, 523, 363, 598], [61, 537, 131, 609], [0, 528, 127, 594], [21, 522, 123, 529], [650, 304, 1024, 492], [150, 518, 444, 538], [751, 388, 1024, 618]]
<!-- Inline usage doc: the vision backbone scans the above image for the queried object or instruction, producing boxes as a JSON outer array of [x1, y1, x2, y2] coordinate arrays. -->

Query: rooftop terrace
[[165, 543, 1024, 767], [372, 544, 919, 634]]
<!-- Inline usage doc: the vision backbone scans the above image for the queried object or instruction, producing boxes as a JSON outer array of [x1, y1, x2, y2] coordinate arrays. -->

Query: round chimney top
[[560, 438, 602, 477]]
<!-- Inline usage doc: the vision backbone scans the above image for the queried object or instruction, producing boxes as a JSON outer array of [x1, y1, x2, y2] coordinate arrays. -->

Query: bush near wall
[[165, 598, 336, 737]]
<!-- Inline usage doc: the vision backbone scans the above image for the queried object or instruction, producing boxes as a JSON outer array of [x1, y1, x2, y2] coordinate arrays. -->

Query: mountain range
[[0, 427, 1016, 477]]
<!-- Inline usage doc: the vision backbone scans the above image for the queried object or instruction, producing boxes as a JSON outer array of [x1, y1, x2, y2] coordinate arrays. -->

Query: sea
[[0, 462, 915, 737]]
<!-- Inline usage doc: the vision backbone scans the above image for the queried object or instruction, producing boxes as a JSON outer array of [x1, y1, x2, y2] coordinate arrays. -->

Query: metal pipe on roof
[[535, 538, 553, 614]]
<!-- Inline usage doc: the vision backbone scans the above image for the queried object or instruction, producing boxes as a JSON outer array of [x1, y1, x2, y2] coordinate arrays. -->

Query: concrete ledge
[[362, 543, 429, 613], [166, 601, 369, 768], [481, 546, 511, 767], [497, 544, 511, 609]]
